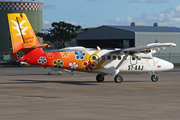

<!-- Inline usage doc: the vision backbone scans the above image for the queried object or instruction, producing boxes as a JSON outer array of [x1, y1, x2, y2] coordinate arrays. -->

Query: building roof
[[106, 25, 180, 33]]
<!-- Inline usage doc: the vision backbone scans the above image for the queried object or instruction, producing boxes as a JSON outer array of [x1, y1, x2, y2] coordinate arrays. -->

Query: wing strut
[[110, 54, 129, 77], [115, 54, 128, 69]]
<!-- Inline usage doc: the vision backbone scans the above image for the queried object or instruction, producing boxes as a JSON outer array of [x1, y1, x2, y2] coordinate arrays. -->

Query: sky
[[42, 0, 180, 29]]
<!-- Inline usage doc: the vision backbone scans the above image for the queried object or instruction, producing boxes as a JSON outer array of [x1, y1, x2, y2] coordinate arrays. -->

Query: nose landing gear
[[151, 74, 158, 82], [151, 71, 158, 82]]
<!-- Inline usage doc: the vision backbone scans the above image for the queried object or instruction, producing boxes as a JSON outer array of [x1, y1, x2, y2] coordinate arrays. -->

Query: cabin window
[[107, 56, 111, 60], [113, 56, 116, 60], [92, 56, 96, 60], [138, 58, 141, 60], [102, 56, 105, 60], [118, 56, 121, 60]]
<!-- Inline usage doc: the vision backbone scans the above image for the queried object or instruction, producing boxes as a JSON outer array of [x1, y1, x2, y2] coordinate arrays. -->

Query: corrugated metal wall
[[135, 32, 180, 63]]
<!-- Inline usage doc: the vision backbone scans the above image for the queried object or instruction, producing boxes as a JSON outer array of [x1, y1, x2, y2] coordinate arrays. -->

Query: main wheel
[[96, 74, 104, 82], [151, 75, 158, 82], [114, 75, 123, 83]]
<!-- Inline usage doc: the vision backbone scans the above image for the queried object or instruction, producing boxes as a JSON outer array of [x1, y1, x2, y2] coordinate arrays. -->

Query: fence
[[0, 52, 13, 63]]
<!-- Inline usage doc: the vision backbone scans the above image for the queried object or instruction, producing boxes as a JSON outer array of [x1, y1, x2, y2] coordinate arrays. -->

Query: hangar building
[[76, 23, 180, 63]]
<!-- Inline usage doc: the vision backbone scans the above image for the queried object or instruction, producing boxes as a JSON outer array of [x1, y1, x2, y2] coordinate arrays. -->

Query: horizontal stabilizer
[[20, 44, 51, 50], [46, 46, 96, 52]]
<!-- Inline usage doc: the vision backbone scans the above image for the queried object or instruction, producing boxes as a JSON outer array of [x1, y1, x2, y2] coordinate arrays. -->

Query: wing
[[59, 46, 96, 51], [106, 43, 176, 55]]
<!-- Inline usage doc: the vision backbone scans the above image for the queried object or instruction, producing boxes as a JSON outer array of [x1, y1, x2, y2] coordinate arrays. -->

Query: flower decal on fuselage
[[16, 51, 24, 59], [53, 59, 64, 68], [74, 51, 86, 60], [83, 61, 95, 71], [69, 62, 78, 70], [60, 52, 70, 58], [45, 52, 55, 59], [38, 57, 47, 65]]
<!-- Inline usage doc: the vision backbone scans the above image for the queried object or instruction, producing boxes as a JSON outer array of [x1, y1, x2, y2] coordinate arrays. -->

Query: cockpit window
[[132, 56, 136, 60]]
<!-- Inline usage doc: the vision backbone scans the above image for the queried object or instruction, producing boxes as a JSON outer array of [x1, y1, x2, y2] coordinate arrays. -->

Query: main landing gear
[[114, 75, 123, 83], [96, 73, 158, 83], [96, 74, 123, 83], [96, 74, 105, 82]]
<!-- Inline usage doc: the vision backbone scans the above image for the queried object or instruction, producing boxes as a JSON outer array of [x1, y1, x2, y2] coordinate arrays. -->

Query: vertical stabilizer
[[8, 13, 49, 64], [8, 13, 40, 53]]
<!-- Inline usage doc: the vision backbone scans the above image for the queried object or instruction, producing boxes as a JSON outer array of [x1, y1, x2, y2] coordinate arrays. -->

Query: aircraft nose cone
[[169, 62, 174, 69], [164, 61, 174, 70], [156, 58, 174, 71]]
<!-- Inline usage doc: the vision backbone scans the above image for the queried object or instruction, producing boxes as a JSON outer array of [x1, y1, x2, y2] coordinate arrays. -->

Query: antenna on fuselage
[[97, 46, 101, 50]]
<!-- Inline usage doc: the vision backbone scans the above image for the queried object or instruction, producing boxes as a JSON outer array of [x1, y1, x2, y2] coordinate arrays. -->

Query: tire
[[96, 74, 104, 82], [114, 75, 123, 83], [151, 75, 158, 82]]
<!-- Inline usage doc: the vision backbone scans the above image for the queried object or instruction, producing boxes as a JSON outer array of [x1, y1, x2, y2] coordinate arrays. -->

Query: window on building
[[123, 40, 129, 48]]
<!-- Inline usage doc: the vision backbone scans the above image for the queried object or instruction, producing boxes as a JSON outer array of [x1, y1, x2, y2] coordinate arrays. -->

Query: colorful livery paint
[[8, 13, 176, 83]]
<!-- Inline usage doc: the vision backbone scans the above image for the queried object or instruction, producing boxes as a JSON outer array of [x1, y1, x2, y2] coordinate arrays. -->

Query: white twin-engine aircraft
[[59, 43, 176, 83], [8, 13, 176, 83], [93, 43, 176, 83]]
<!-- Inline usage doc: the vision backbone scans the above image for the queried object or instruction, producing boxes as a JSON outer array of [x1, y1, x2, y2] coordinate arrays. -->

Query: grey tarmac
[[0, 67, 180, 120]]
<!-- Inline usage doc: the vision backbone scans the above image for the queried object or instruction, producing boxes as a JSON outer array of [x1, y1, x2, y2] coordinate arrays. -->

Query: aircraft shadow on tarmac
[[0, 79, 148, 86], [2, 80, 101, 86]]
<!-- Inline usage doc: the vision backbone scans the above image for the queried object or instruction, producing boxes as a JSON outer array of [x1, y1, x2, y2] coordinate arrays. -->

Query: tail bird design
[[10, 20, 29, 36]]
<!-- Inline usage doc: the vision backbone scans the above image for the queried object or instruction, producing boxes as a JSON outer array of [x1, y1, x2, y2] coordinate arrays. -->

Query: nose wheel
[[151, 75, 158, 82]]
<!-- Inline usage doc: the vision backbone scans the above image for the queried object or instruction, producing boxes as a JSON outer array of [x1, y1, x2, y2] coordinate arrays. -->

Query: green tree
[[37, 21, 82, 49]]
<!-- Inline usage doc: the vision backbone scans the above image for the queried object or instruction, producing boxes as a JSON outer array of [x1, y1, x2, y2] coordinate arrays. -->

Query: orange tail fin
[[8, 13, 50, 62], [8, 13, 42, 53]]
